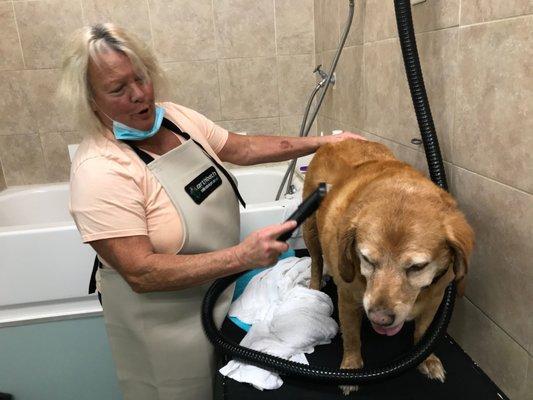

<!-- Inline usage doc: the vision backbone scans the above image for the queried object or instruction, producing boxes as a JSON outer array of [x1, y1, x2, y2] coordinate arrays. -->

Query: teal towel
[[229, 249, 295, 332]]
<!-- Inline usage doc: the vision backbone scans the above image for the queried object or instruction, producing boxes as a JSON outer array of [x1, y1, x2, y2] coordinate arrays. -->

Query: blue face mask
[[111, 106, 165, 141]]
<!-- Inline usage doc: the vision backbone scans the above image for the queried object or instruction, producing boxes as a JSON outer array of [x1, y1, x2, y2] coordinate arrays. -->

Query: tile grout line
[[449, 0, 462, 172], [460, 11, 533, 29], [11, 0, 27, 69], [464, 296, 532, 358], [272, 0, 282, 135], [146, 0, 156, 51], [79, 0, 86, 23], [211, 0, 224, 122]]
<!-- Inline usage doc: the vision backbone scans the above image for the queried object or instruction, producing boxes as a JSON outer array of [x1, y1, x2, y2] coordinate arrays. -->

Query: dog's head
[[337, 191, 474, 336]]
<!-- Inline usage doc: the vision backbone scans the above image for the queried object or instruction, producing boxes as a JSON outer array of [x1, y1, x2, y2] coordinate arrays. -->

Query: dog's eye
[[407, 262, 428, 274], [361, 255, 375, 266]]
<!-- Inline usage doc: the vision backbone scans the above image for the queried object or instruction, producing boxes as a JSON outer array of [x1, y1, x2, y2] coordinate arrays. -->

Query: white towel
[[220, 257, 338, 390]]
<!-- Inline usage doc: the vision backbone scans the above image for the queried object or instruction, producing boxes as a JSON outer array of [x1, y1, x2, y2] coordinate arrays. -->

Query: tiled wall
[[0, 0, 316, 187], [314, 0, 532, 399]]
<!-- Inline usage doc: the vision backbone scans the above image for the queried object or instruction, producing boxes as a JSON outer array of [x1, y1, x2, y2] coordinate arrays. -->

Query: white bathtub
[[0, 164, 303, 326]]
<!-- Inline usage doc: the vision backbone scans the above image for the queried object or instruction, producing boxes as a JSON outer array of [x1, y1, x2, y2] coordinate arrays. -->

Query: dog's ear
[[444, 211, 474, 297], [337, 224, 360, 283]]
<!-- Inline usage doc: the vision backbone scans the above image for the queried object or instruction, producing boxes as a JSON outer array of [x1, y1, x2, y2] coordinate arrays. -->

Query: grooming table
[[213, 252, 509, 400]]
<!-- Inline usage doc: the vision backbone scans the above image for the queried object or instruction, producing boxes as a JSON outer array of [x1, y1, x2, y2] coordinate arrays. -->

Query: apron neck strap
[[124, 118, 246, 208]]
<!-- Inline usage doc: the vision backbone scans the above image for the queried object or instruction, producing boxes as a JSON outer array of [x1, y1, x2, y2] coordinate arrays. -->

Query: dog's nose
[[368, 309, 395, 327]]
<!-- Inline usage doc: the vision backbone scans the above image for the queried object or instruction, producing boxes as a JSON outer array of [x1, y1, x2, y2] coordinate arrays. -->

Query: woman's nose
[[130, 82, 145, 102]]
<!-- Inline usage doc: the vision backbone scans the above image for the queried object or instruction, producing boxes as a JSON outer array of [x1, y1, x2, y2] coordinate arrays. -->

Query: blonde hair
[[59, 23, 166, 132]]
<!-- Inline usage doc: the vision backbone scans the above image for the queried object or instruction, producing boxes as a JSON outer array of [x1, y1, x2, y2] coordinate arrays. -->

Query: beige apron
[[97, 119, 242, 400]]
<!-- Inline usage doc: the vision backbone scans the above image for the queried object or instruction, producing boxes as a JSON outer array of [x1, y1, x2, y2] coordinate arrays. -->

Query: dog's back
[[303, 140, 396, 198]]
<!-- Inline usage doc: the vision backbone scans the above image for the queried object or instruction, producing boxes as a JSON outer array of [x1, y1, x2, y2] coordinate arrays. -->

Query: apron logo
[[184, 166, 223, 205]]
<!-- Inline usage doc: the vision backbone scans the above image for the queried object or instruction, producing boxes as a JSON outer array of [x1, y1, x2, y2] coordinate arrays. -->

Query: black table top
[[214, 273, 508, 400]]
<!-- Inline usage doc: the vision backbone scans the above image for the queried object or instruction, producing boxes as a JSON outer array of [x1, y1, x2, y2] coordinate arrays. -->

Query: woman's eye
[[407, 263, 429, 274], [111, 85, 124, 94]]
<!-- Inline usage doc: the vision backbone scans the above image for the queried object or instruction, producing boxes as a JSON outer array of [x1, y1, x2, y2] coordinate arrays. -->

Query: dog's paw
[[418, 353, 446, 383], [338, 355, 363, 395], [339, 385, 359, 396], [341, 354, 364, 370]]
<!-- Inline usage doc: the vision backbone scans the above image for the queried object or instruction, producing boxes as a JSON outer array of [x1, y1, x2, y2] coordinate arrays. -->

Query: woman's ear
[[337, 223, 359, 283], [444, 211, 475, 296]]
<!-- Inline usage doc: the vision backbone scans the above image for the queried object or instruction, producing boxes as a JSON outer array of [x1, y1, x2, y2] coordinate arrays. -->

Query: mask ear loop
[[90, 97, 115, 131]]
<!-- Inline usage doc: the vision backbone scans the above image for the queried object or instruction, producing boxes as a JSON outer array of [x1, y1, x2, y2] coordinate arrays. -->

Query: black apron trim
[[89, 256, 103, 305]]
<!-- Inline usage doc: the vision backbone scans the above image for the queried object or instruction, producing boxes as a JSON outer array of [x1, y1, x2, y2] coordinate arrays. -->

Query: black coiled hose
[[394, 0, 448, 191], [201, 0, 455, 385]]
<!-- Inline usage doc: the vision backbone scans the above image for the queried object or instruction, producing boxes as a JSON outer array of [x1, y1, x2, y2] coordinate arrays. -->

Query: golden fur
[[303, 140, 474, 392]]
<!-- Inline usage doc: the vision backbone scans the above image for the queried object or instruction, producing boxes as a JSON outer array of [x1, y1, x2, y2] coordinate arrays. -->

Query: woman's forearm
[[244, 135, 322, 165], [219, 131, 365, 166], [132, 247, 244, 292]]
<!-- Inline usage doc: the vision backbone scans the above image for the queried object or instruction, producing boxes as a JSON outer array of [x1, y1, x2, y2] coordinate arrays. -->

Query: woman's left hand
[[319, 131, 367, 144]]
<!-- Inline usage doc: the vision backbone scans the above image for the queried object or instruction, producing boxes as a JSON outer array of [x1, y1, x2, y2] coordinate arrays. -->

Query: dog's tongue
[[371, 321, 404, 336]]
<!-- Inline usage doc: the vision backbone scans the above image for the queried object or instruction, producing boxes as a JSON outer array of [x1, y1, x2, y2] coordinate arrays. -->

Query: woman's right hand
[[233, 220, 298, 268]]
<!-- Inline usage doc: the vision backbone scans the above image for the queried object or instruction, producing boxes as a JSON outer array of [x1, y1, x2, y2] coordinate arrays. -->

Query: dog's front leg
[[414, 293, 446, 382], [303, 215, 323, 290], [338, 286, 363, 395]]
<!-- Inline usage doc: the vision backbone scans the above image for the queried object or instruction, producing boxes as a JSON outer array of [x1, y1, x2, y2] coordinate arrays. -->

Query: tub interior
[[0, 184, 71, 228], [232, 166, 302, 204]]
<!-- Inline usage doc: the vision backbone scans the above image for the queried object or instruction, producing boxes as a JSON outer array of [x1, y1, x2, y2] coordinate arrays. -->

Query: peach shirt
[[69, 102, 229, 255]]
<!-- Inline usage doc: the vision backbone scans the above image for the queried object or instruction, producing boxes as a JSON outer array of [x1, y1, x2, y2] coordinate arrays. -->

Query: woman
[[61, 23, 363, 400]]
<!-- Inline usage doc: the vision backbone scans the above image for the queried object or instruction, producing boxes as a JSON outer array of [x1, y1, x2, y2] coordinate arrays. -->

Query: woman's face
[[88, 50, 156, 132]]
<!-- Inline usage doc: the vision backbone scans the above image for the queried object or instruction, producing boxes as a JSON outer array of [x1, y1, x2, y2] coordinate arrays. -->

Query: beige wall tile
[[334, 45, 363, 128], [519, 356, 533, 400], [0, 161, 6, 191], [14, 0, 83, 69], [0, 71, 37, 136], [364, 0, 397, 43], [461, 0, 533, 25], [163, 61, 221, 121], [398, 28, 458, 161], [0, 134, 47, 186], [363, 39, 401, 140], [349, 130, 455, 184], [40, 132, 71, 183], [452, 166, 533, 351], [314, 0, 324, 53], [218, 57, 278, 120], [275, 0, 314, 55], [454, 16, 533, 193], [321, 0, 340, 51], [214, 0, 275, 59], [277, 54, 316, 117], [280, 115, 317, 137], [341, 0, 364, 46], [410, 0, 460, 32], [317, 115, 338, 136], [326, 116, 358, 135], [217, 117, 280, 135], [0, 3, 24, 71], [149, 0, 216, 62], [365, 0, 460, 44], [449, 297, 529, 399], [22, 69, 77, 134], [316, 50, 336, 120], [82, 0, 152, 45]]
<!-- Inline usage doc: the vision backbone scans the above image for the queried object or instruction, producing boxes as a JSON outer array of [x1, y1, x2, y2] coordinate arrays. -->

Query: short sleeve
[[69, 157, 148, 243], [202, 117, 229, 154], [173, 104, 229, 153]]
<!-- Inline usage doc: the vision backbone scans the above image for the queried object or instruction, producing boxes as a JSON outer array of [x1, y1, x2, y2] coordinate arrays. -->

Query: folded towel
[[220, 256, 338, 390]]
